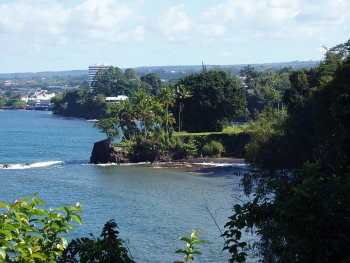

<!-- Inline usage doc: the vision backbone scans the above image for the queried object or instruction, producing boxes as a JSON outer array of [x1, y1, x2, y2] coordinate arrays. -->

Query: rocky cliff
[[90, 139, 129, 164]]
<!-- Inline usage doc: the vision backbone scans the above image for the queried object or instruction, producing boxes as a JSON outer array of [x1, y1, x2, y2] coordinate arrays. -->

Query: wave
[[87, 162, 151, 167], [0, 161, 63, 170], [192, 162, 249, 168]]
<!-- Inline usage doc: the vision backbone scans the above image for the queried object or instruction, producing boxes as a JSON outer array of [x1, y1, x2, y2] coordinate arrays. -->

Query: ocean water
[[0, 110, 254, 262]]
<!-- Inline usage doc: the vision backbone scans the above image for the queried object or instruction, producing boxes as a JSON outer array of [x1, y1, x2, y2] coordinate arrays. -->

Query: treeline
[[92, 70, 247, 162], [51, 68, 164, 119], [52, 64, 297, 123], [223, 39, 350, 262], [0, 92, 27, 108]]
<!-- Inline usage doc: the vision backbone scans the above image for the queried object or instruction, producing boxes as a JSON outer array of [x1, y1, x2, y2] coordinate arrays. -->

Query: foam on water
[[0, 160, 63, 170]]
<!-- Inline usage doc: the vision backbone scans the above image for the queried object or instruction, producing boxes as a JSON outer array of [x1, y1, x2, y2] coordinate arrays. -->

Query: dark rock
[[90, 139, 129, 164]]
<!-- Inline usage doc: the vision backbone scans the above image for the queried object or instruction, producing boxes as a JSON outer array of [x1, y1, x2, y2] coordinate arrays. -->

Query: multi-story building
[[21, 90, 56, 109], [88, 63, 111, 88]]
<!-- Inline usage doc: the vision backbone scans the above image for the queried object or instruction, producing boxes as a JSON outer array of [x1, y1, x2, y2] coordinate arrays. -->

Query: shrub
[[171, 139, 198, 160], [0, 194, 82, 262], [174, 229, 205, 263], [202, 140, 224, 157], [60, 219, 135, 263], [128, 135, 159, 162]]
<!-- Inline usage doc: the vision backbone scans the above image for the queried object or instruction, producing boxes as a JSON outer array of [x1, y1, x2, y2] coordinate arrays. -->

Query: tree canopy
[[178, 70, 247, 132], [224, 38, 350, 263]]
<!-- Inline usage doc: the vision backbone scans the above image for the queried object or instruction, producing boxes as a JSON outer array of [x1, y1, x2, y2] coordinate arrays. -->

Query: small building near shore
[[105, 95, 128, 103], [22, 90, 56, 109]]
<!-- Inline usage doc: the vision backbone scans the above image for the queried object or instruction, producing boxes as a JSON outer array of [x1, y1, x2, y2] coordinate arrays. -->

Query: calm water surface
[[0, 110, 253, 262]]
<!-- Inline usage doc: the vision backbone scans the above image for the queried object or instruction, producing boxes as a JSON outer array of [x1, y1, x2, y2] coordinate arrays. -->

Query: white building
[[22, 90, 56, 108], [89, 63, 112, 88], [105, 95, 128, 103]]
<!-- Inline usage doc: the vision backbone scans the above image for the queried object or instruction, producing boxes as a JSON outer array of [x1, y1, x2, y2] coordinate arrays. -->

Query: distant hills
[[0, 60, 320, 81]]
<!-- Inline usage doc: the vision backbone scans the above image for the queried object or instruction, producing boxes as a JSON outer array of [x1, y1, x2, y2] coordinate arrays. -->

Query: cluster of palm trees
[[96, 85, 190, 144]]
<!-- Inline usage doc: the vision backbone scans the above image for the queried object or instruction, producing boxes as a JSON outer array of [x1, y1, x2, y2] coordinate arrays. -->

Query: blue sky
[[0, 0, 349, 73]]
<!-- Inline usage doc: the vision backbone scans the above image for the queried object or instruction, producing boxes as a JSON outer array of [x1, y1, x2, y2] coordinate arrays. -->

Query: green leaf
[[192, 239, 205, 245], [179, 237, 192, 243], [0, 248, 6, 260], [0, 202, 9, 210], [0, 230, 12, 239], [13, 212, 22, 228], [62, 206, 70, 215], [32, 252, 47, 261], [70, 214, 82, 225]]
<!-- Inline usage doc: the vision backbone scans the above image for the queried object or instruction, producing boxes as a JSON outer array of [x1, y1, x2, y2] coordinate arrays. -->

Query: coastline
[[172, 157, 245, 164], [151, 157, 248, 177]]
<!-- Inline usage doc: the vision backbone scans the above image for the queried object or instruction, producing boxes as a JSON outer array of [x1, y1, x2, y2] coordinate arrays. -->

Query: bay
[[0, 110, 253, 262]]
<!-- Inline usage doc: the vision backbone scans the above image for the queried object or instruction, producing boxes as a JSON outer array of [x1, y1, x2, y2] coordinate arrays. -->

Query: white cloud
[[156, 4, 192, 42], [0, 0, 144, 53], [0, 0, 349, 72], [219, 51, 233, 59]]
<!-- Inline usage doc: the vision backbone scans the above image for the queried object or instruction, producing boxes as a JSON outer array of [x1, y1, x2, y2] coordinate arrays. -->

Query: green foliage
[[174, 230, 205, 263], [178, 70, 247, 132], [202, 140, 224, 158], [0, 92, 27, 108], [222, 203, 252, 263], [170, 138, 198, 160], [95, 88, 181, 162], [93, 67, 129, 96], [94, 118, 120, 143], [222, 125, 246, 134], [282, 69, 311, 112], [225, 39, 350, 263], [244, 107, 287, 169], [140, 73, 163, 95], [60, 219, 134, 263], [128, 133, 161, 162], [241, 65, 291, 116], [0, 194, 82, 262], [52, 87, 107, 119]]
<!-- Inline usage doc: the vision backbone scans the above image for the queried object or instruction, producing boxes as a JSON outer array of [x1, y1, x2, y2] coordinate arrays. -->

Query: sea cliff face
[[90, 139, 129, 164]]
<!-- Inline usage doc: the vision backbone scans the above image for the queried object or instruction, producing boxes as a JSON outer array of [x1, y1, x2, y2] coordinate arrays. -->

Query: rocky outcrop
[[90, 139, 129, 164]]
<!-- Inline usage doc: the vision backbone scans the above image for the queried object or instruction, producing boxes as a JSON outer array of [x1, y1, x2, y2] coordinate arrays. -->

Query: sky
[[0, 0, 349, 73]]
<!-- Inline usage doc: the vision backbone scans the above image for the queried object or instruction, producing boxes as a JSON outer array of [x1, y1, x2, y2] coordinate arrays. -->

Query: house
[[105, 95, 128, 103]]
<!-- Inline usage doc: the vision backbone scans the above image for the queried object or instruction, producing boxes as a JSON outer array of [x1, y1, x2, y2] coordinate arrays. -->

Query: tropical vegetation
[[223, 39, 350, 262], [0, 194, 82, 262], [16, 38, 349, 263]]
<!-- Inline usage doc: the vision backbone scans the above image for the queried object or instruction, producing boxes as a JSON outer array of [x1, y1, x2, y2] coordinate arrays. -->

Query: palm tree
[[132, 90, 154, 137], [118, 100, 137, 141], [158, 86, 176, 135], [176, 84, 191, 132]]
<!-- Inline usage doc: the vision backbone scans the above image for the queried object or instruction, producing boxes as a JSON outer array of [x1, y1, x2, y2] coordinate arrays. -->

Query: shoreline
[[171, 157, 245, 164]]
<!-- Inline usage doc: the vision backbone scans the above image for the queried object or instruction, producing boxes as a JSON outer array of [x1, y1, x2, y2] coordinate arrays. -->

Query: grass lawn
[[174, 125, 246, 137]]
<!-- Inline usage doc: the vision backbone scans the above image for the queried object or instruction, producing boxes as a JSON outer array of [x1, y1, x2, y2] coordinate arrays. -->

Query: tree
[[117, 100, 137, 141], [283, 70, 310, 112], [94, 117, 120, 143], [224, 39, 350, 263], [175, 84, 191, 132], [52, 87, 107, 119], [140, 73, 162, 95], [158, 86, 176, 134], [124, 68, 139, 82], [124, 68, 141, 95], [178, 70, 246, 132], [93, 67, 129, 96], [60, 220, 134, 263]]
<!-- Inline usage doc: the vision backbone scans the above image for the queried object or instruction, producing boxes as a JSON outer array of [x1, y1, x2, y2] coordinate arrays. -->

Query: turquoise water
[[0, 110, 252, 262]]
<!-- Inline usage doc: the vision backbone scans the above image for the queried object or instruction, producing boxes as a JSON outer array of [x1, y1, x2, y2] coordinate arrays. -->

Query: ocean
[[0, 110, 254, 262]]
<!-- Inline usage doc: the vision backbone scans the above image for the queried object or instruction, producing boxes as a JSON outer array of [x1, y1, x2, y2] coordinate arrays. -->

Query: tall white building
[[88, 63, 111, 88]]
